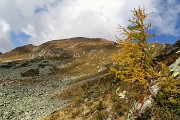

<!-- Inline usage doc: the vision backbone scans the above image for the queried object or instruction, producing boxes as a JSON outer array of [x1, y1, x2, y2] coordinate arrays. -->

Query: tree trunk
[[146, 81, 157, 100]]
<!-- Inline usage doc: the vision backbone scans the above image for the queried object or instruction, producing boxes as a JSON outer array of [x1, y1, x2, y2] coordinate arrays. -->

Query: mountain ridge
[[0, 37, 115, 62]]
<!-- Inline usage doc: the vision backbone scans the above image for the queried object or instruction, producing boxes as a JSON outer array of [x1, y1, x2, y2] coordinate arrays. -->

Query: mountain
[[0, 37, 116, 61], [0, 37, 117, 80], [0, 37, 118, 120], [0, 37, 179, 120], [0, 44, 36, 62]]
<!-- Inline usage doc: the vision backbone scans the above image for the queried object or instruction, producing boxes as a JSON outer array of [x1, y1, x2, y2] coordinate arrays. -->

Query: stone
[[118, 91, 126, 99]]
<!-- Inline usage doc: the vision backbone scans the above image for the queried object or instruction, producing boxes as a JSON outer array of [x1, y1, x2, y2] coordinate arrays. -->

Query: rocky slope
[[156, 40, 180, 65], [0, 37, 117, 120], [0, 37, 179, 120]]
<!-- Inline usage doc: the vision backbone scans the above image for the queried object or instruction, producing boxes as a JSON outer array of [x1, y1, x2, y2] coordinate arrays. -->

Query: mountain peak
[[0, 37, 115, 62]]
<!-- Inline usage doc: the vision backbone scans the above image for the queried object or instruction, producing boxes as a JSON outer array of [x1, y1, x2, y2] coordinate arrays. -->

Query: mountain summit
[[0, 37, 115, 62]]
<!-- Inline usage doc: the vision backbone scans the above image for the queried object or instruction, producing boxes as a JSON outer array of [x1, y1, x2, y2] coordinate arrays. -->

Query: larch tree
[[110, 7, 177, 99], [110, 7, 179, 119]]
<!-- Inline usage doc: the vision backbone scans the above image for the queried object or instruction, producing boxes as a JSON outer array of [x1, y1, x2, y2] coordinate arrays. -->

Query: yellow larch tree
[[110, 7, 179, 119], [110, 8, 157, 95]]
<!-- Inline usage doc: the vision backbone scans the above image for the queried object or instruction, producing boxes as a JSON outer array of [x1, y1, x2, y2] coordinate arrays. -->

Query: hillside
[[0, 37, 117, 80], [0, 37, 179, 120], [41, 40, 180, 120], [0, 37, 117, 120]]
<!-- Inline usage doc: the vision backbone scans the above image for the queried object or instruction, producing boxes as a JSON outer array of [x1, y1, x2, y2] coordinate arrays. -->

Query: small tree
[[110, 7, 179, 119], [110, 7, 158, 97]]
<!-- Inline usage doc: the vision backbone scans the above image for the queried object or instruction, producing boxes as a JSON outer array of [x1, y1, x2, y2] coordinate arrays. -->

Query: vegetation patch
[[0, 61, 19, 68], [21, 69, 39, 77]]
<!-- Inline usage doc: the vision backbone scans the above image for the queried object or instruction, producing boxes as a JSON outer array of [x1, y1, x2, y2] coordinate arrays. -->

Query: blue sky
[[0, 0, 179, 52], [10, 31, 30, 47]]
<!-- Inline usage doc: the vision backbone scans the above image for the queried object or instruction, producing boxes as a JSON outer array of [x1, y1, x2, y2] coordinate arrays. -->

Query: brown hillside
[[0, 44, 37, 61], [1, 37, 178, 120]]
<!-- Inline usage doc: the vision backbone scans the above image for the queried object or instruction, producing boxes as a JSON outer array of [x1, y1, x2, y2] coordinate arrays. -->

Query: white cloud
[[0, 19, 13, 52], [0, 0, 179, 52], [150, 0, 180, 36]]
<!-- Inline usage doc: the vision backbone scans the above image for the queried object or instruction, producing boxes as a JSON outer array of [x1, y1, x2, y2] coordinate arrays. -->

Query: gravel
[[0, 60, 81, 120], [0, 79, 69, 120], [0, 58, 106, 120]]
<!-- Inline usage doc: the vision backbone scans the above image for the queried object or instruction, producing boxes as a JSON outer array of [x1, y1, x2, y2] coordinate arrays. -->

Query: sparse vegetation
[[111, 95, 128, 116], [1, 61, 18, 68], [71, 110, 81, 119], [21, 69, 39, 77], [97, 101, 104, 111], [96, 111, 108, 120]]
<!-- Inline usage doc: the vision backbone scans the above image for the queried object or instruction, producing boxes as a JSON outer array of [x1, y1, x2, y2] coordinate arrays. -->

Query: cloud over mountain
[[0, 0, 179, 52]]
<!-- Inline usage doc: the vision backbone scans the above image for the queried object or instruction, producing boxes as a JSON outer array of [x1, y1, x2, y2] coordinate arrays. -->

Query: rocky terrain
[[0, 37, 117, 120], [0, 37, 179, 120]]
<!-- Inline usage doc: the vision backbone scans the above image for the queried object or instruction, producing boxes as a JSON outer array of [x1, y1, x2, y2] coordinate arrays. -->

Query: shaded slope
[[156, 40, 180, 65]]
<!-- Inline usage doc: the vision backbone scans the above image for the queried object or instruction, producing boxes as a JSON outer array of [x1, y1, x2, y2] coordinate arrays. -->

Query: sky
[[0, 0, 180, 52]]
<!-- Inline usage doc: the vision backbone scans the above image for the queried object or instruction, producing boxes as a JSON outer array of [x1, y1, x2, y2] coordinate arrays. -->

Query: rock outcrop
[[156, 40, 180, 65]]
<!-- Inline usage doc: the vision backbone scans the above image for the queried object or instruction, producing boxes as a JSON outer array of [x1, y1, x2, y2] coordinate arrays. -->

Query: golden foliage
[[110, 7, 180, 119], [153, 75, 180, 119], [110, 7, 157, 85]]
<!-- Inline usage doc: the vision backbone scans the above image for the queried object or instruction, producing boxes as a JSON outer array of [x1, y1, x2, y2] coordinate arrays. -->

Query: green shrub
[[151, 76, 180, 119], [97, 101, 104, 111]]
